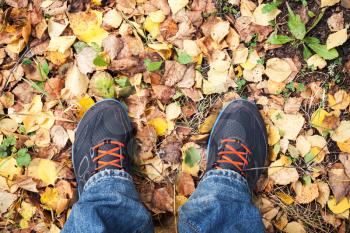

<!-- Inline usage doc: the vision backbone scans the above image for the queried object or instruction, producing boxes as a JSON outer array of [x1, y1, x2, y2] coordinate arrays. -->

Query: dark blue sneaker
[[72, 99, 133, 195], [206, 99, 268, 190]]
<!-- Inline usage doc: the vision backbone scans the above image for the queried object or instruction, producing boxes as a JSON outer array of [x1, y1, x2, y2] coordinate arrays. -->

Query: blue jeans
[[62, 169, 264, 233]]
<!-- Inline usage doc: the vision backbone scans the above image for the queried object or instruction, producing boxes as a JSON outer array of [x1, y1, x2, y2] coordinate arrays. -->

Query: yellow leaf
[[268, 124, 280, 146], [332, 121, 350, 142], [199, 114, 218, 133], [28, 158, 58, 185], [46, 50, 71, 65], [264, 58, 292, 83], [78, 96, 95, 118], [328, 197, 350, 214], [148, 118, 168, 136], [0, 157, 22, 180], [311, 108, 330, 134], [68, 10, 109, 46], [338, 138, 350, 153], [175, 195, 188, 212], [40, 187, 59, 211], [148, 43, 173, 60], [91, 0, 102, 5], [144, 16, 160, 38], [276, 191, 294, 205], [19, 201, 36, 220], [328, 90, 350, 110]]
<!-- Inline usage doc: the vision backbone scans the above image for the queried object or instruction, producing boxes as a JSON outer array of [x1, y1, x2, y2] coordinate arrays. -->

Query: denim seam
[[84, 169, 133, 193], [135, 218, 153, 233]]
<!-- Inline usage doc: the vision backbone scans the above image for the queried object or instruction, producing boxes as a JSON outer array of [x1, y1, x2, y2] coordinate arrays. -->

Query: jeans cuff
[[201, 169, 250, 191], [84, 169, 133, 193]]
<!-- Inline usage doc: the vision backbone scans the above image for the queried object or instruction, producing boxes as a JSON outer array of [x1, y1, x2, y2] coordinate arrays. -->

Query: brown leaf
[[50, 125, 69, 148], [125, 89, 149, 119], [152, 187, 174, 212], [294, 181, 319, 204], [163, 61, 187, 87], [328, 163, 350, 202], [177, 172, 195, 197], [45, 78, 65, 99], [160, 17, 179, 40], [177, 65, 195, 88], [327, 12, 344, 32], [339, 153, 350, 177], [152, 85, 175, 104], [136, 125, 157, 160], [321, 210, 342, 227], [316, 181, 330, 208], [159, 134, 182, 163], [109, 58, 145, 76], [10, 176, 38, 193]]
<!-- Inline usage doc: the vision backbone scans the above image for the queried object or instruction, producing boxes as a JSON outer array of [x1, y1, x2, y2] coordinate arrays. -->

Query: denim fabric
[[62, 169, 264, 233], [179, 169, 264, 233]]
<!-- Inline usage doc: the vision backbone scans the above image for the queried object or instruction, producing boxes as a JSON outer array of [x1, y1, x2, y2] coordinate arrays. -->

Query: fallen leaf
[[68, 10, 109, 45], [276, 191, 294, 205], [166, 102, 181, 121], [327, 12, 344, 32], [181, 143, 203, 176], [78, 96, 95, 118], [332, 121, 350, 142], [48, 18, 68, 38], [34, 127, 51, 147], [76, 46, 98, 74], [328, 197, 350, 214], [148, 117, 168, 136], [199, 114, 218, 133], [284, 221, 306, 233], [175, 195, 188, 212], [28, 158, 58, 186], [168, 0, 189, 14], [264, 58, 292, 83], [0, 191, 17, 214], [163, 61, 187, 87], [294, 181, 319, 204], [210, 21, 230, 43], [0, 118, 18, 133], [152, 186, 173, 212], [326, 28, 348, 50], [321, 210, 342, 228], [89, 71, 115, 98], [253, 4, 281, 26], [269, 110, 305, 140], [10, 176, 38, 193], [202, 60, 231, 94], [267, 124, 280, 146], [177, 172, 195, 196], [328, 90, 350, 110], [47, 36, 76, 53], [328, 163, 350, 202], [50, 125, 69, 148], [321, 0, 340, 8], [296, 135, 311, 156], [0, 157, 22, 180], [317, 181, 330, 207], [270, 167, 299, 185], [103, 9, 123, 29], [62, 64, 89, 99], [307, 54, 327, 70], [338, 139, 350, 153], [19, 201, 36, 228], [143, 156, 167, 181]]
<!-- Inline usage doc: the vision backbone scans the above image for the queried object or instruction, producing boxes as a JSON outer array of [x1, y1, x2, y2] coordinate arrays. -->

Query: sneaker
[[72, 99, 133, 195], [206, 99, 268, 190]]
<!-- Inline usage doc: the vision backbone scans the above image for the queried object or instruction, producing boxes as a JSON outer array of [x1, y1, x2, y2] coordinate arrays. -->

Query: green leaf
[[22, 58, 32, 65], [184, 147, 201, 167], [287, 3, 306, 40], [176, 49, 192, 65], [307, 10, 315, 18], [306, 42, 339, 60], [16, 148, 31, 167], [303, 45, 313, 60], [37, 59, 50, 79], [304, 152, 315, 163], [2, 136, 16, 148], [93, 55, 108, 67], [144, 59, 163, 72], [262, 1, 281, 14], [267, 34, 293, 45], [73, 41, 88, 53], [302, 175, 312, 185], [115, 76, 130, 88], [91, 42, 102, 52], [303, 37, 320, 44]]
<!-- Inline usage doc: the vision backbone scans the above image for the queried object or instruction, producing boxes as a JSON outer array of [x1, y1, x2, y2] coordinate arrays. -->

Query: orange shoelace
[[92, 140, 125, 170], [216, 139, 252, 175]]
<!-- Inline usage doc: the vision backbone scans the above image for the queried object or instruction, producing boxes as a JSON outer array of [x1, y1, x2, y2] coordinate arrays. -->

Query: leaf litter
[[0, 0, 349, 232]]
